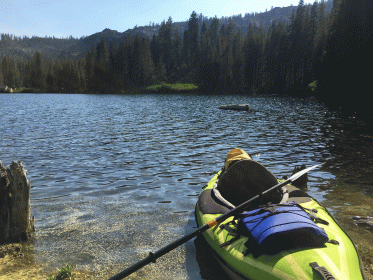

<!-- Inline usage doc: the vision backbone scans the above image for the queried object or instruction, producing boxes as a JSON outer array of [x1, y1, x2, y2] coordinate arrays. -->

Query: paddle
[[108, 162, 324, 280]]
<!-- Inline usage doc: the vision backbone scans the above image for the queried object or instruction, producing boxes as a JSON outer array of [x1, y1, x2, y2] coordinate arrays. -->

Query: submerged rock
[[352, 216, 373, 232]]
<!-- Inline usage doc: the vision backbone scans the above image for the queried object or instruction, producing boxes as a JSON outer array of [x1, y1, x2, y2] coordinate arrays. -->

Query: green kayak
[[195, 150, 366, 280]]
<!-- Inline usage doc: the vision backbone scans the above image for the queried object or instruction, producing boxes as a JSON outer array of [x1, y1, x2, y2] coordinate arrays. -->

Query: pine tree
[[114, 39, 131, 89], [94, 39, 110, 92], [243, 23, 266, 93], [84, 44, 96, 92], [231, 31, 245, 93], [172, 31, 183, 80], [139, 37, 155, 85], [30, 51, 44, 90], [265, 21, 287, 92], [78, 59, 87, 92], [129, 35, 154, 87], [158, 17, 173, 78], [196, 19, 213, 91], [150, 34, 160, 67], [0, 66, 3, 86], [45, 66, 55, 92], [309, 2, 319, 43], [313, 0, 328, 78], [186, 11, 199, 67], [209, 16, 220, 45], [69, 60, 81, 92], [219, 18, 237, 92]]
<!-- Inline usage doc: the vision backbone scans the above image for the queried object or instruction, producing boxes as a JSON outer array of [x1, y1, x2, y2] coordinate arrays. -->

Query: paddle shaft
[[108, 163, 323, 280], [108, 223, 210, 280]]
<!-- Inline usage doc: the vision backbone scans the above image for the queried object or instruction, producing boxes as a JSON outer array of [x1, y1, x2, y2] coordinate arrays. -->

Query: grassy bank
[[144, 83, 198, 93]]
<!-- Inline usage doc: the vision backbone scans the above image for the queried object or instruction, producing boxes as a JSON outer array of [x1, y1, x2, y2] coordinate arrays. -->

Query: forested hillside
[[2, 4, 323, 58], [1, 0, 372, 117]]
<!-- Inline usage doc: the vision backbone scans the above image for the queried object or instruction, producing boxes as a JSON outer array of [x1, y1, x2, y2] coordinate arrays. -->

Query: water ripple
[[1, 93, 373, 278]]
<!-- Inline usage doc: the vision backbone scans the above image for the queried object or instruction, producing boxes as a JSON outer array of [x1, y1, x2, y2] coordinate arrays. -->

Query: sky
[[1, 0, 317, 38]]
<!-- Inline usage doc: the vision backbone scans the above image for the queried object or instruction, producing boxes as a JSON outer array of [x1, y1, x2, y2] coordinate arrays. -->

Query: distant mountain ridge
[[0, 3, 332, 59]]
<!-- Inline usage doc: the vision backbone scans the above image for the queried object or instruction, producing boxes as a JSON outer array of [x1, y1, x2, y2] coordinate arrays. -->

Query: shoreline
[[0, 243, 95, 280], [143, 83, 199, 94]]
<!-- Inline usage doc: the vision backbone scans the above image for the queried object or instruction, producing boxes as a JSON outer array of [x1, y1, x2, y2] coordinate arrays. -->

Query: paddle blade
[[288, 163, 324, 182]]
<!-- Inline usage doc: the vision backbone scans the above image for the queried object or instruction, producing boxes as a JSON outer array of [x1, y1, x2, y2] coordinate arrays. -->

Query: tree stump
[[0, 161, 34, 244]]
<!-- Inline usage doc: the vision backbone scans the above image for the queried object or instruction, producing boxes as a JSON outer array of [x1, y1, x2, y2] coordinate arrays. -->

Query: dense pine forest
[[1, 0, 372, 116]]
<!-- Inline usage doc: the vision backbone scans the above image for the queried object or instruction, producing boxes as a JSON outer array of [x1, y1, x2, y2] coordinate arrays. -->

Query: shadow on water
[[316, 112, 373, 277], [320, 111, 373, 198], [185, 213, 228, 280], [192, 236, 227, 280]]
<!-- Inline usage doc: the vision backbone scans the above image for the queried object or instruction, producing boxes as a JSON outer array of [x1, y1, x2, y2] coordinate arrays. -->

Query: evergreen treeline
[[0, 33, 79, 58], [1, 0, 372, 116], [0, 52, 86, 92]]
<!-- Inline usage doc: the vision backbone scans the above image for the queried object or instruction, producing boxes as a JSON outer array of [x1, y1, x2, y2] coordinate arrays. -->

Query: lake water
[[1, 93, 373, 279]]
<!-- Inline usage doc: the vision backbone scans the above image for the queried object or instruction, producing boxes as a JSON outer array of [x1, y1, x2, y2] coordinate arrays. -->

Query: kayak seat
[[216, 160, 285, 208], [198, 175, 312, 215], [198, 189, 231, 215]]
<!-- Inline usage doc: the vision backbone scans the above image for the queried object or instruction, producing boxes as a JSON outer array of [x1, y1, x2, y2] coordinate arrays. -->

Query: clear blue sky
[[1, 0, 317, 38]]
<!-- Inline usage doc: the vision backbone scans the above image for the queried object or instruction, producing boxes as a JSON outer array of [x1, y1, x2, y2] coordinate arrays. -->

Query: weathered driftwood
[[218, 104, 251, 111], [0, 161, 34, 244]]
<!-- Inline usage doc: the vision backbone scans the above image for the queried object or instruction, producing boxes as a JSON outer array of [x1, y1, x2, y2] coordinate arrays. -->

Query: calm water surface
[[1, 93, 373, 279]]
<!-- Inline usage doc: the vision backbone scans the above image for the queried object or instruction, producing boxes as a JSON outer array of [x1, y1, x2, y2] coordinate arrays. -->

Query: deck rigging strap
[[218, 202, 339, 258], [309, 262, 337, 280]]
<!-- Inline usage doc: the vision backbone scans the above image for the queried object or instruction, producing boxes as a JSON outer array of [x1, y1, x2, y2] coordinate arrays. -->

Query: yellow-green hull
[[195, 172, 366, 280]]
